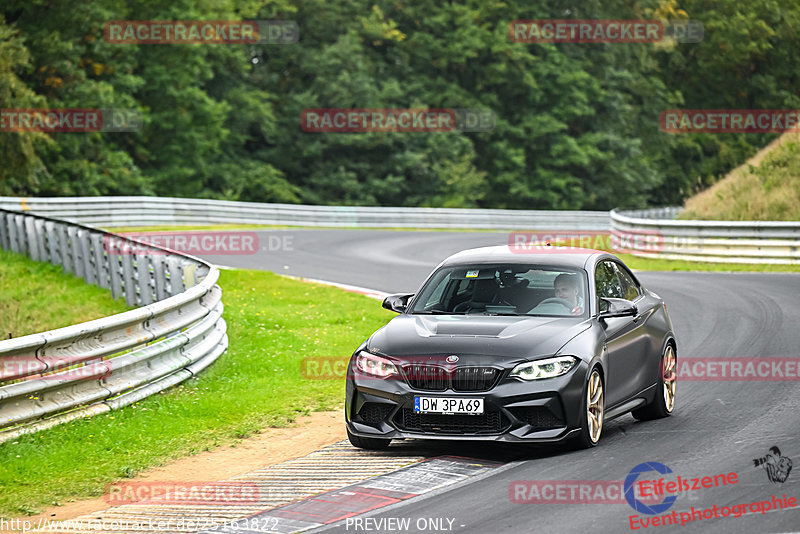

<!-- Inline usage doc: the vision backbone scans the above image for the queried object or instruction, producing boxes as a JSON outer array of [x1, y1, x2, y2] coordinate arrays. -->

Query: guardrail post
[[121, 253, 138, 306], [90, 233, 109, 289], [108, 250, 124, 300], [182, 261, 198, 289], [24, 216, 38, 259], [167, 256, 184, 295], [66, 226, 84, 278], [33, 219, 48, 262], [45, 221, 60, 266], [152, 255, 168, 301], [12, 214, 25, 254], [0, 213, 9, 250], [58, 224, 72, 274], [136, 254, 154, 305], [195, 264, 210, 284], [79, 229, 95, 285]]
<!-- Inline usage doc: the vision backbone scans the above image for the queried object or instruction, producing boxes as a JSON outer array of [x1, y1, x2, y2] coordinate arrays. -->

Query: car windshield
[[410, 264, 588, 317]]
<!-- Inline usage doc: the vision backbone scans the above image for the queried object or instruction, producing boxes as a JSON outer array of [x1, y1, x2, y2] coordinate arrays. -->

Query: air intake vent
[[398, 409, 506, 433], [509, 406, 563, 429], [357, 403, 394, 424]]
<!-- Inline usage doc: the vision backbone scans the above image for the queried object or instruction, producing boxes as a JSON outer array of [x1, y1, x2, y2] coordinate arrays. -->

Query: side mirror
[[599, 297, 637, 319], [382, 293, 414, 313]]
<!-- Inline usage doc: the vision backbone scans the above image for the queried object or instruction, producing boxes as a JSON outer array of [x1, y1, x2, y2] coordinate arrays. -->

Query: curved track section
[[201, 230, 800, 534]]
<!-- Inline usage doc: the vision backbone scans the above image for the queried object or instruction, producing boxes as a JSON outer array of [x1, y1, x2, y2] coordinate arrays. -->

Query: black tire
[[571, 367, 604, 449], [632, 343, 676, 421], [347, 428, 392, 450]]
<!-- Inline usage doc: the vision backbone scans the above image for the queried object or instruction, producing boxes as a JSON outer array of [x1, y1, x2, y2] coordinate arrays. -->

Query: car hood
[[367, 314, 590, 365]]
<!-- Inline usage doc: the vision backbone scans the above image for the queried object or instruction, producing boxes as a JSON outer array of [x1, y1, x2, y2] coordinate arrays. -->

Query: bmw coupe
[[345, 246, 677, 449]]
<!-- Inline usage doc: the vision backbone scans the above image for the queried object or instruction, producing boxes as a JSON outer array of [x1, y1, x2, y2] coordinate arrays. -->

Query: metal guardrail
[[611, 208, 800, 264], [0, 196, 611, 230], [0, 208, 227, 442], [3, 197, 797, 263]]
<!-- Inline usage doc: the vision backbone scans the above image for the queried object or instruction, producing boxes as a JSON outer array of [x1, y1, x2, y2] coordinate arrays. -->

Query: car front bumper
[[345, 360, 589, 443]]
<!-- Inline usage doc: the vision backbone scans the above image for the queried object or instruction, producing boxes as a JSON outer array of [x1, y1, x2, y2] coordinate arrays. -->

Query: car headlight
[[356, 351, 398, 378], [510, 356, 578, 380]]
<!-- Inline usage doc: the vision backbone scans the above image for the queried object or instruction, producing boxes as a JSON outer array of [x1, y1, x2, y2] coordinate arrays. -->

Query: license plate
[[414, 396, 484, 415]]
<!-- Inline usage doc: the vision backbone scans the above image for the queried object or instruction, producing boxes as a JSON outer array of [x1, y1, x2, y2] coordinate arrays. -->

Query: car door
[[596, 260, 650, 407]]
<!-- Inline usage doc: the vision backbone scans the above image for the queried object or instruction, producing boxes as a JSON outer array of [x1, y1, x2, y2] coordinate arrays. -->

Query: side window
[[595, 261, 623, 301], [612, 263, 640, 301]]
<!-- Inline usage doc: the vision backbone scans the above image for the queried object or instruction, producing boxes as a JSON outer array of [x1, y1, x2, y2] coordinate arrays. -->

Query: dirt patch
[[11, 410, 344, 527]]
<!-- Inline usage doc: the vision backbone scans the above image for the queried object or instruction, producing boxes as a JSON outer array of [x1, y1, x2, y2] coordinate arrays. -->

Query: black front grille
[[398, 409, 505, 433], [401, 365, 501, 392], [453, 367, 500, 391], [358, 403, 394, 424], [402, 364, 449, 391], [509, 406, 563, 429]]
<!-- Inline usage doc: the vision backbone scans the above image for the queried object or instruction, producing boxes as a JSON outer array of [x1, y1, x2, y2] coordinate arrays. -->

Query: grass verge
[[0, 249, 131, 338], [0, 267, 393, 519], [613, 252, 800, 273]]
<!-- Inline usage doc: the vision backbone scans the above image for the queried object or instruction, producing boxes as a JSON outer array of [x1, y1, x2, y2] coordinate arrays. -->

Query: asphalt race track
[[200, 229, 800, 534]]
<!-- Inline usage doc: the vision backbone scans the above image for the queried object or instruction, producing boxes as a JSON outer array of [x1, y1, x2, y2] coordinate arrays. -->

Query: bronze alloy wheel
[[662, 344, 676, 413], [587, 369, 604, 443]]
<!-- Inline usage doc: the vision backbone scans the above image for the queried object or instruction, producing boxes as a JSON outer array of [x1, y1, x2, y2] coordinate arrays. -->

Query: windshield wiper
[[414, 309, 460, 315]]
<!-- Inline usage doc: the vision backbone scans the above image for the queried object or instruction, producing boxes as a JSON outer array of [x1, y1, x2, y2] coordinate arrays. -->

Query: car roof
[[439, 245, 614, 269]]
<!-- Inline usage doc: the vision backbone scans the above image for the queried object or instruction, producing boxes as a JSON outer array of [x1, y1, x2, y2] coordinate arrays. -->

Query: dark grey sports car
[[345, 246, 677, 449]]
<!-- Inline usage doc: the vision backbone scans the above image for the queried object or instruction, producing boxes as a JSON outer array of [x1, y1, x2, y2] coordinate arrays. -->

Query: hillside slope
[[681, 132, 800, 221]]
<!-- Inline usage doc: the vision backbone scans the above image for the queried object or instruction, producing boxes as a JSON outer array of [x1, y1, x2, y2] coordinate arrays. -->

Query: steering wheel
[[536, 297, 574, 311], [452, 301, 473, 313]]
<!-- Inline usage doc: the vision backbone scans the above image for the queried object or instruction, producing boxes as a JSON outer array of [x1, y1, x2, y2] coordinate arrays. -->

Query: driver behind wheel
[[554, 273, 584, 315]]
